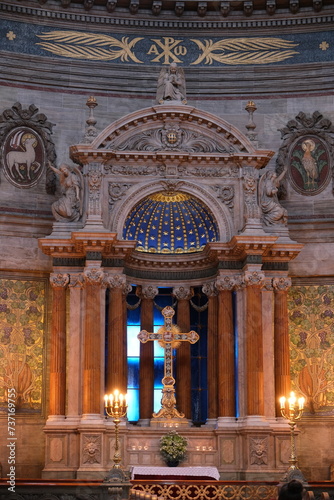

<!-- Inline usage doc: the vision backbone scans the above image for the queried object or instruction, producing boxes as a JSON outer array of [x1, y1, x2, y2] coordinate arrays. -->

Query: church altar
[[131, 466, 220, 480]]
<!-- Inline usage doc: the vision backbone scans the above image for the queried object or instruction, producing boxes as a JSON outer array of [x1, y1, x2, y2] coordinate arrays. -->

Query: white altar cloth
[[131, 466, 220, 480]]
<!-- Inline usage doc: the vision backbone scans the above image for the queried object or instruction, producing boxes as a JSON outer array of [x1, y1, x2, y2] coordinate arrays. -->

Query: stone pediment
[[70, 104, 274, 169]]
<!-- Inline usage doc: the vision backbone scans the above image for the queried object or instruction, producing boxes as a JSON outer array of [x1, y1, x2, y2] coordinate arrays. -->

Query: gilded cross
[[137, 305, 199, 419]]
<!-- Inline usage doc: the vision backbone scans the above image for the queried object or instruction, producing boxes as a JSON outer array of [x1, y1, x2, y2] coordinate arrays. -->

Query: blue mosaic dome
[[123, 191, 219, 254]]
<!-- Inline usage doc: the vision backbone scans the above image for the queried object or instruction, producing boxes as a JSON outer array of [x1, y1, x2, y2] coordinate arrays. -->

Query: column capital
[[173, 285, 194, 301], [202, 281, 218, 297], [50, 273, 70, 288], [137, 285, 159, 300], [83, 268, 104, 285], [243, 270, 265, 288], [68, 273, 85, 288], [272, 276, 292, 291], [104, 273, 132, 294], [216, 274, 246, 291]]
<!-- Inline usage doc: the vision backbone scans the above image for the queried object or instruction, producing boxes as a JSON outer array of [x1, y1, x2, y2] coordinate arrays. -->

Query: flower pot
[[166, 460, 179, 467]]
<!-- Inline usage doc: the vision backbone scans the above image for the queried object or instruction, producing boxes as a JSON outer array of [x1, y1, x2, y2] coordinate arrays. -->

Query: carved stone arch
[[110, 179, 234, 244], [82, 104, 268, 157]]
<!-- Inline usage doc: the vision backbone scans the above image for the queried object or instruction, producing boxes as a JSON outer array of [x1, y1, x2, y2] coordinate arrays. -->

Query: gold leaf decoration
[[36, 31, 143, 63], [190, 37, 299, 65]]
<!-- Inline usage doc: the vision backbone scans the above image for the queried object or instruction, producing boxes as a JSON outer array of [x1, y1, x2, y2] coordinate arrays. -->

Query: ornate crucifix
[[137, 305, 199, 420]]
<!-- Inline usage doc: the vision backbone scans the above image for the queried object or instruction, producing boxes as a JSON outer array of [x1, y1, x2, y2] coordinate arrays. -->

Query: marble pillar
[[82, 268, 104, 416], [244, 270, 265, 416], [49, 273, 69, 416], [202, 282, 219, 420], [138, 285, 158, 421], [106, 274, 132, 395], [173, 286, 194, 419], [273, 277, 292, 416], [216, 276, 236, 418]]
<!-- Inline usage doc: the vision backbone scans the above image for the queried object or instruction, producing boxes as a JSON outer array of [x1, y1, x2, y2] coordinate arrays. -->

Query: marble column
[[216, 276, 236, 418], [67, 273, 84, 420], [202, 282, 219, 420], [106, 274, 132, 395], [138, 285, 158, 421], [244, 270, 265, 416], [49, 273, 69, 417], [82, 268, 104, 416], [173, 286, 194, 419], [273, 277, 292, 416]]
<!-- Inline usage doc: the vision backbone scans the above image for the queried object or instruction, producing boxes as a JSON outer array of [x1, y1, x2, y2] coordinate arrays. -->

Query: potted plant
[[159, 430, 188, 467]]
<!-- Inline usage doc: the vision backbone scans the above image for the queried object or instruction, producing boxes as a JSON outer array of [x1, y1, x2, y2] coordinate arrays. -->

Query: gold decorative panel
[[0, 278, 46, 413], [289, 285, 334, 415]]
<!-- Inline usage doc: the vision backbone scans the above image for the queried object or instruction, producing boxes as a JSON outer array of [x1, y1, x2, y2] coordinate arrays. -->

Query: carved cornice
[[2, 2, 334, 30], [39, 231, 135, 257]]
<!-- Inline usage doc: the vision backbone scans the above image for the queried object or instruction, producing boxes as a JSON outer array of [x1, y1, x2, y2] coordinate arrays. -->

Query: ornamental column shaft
[[273, 277, 292, 416], [216, 277, 236, 417], [202, 282, 219, 419], [106, 274, 131, 395], [49, 273, 69, 416], [174, 286, 193, 419], [138, 285, 158, 421], [245, 271, 265, 416], [83, 268, 104, 415]]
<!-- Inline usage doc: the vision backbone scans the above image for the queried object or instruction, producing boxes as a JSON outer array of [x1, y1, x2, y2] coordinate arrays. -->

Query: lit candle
[[288, 391, 296, 409], [280, 397, 286, 409], [298, 397, 304, 410], [114, 389, 119, 402], [109, 393, 114, 406], [104, 395, 108, 407], [119, 393, 124, 405], [125, 393, 128, 406]]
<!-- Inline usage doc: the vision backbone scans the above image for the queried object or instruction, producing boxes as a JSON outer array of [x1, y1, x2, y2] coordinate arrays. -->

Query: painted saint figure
[[49, 162, 83, 222], [258, 167, 288, 226], [156, 63, 187, 104], [301, 139, 318, 186]]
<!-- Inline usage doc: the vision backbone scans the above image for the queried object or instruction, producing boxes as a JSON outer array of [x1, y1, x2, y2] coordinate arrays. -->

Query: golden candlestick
[[280, 391, 307, 483], [104, 390, 128, 469]]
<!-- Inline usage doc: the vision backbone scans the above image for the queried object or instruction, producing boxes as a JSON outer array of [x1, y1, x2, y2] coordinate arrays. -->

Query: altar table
[[131, 466, 220, 480]]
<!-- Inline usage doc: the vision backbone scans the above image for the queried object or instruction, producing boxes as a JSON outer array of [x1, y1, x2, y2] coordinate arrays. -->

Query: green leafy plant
[[159, 430, 188, 464]]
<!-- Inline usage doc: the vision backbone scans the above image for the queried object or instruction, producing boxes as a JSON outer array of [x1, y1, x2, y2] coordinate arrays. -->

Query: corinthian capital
[[272, 277, 292, 292], [202, 282, 218, 297], [50, 273, 69, 288], [83, 268, 104, 285], [68, 273, 85, 288], [173, 286, 194, 301], [216, 275, 237, 291], [104, 273, 132, 294], [138, 285, 159, 300], [244, 270, 265, 288]]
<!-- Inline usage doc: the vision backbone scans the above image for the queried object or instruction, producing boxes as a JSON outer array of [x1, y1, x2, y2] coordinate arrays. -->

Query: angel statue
[[258, 166, 288, 226], [49, 162, 83, 222], [156, 63, 187, 104]]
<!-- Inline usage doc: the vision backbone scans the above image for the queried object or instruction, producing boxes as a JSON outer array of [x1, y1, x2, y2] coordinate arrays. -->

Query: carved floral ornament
[[277, 111, 334, 198]]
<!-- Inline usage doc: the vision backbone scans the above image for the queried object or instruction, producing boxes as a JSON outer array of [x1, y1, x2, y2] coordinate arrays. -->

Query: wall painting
[[0, 278, 46, 413], [289, 285, 334, 415]]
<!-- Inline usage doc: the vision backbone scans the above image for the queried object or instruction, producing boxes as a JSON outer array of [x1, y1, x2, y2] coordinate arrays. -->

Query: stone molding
[[2, 2, 334, 29]]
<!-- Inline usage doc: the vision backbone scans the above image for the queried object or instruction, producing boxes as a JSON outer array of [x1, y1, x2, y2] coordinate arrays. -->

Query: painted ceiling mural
[[0, 19, 333, 66]]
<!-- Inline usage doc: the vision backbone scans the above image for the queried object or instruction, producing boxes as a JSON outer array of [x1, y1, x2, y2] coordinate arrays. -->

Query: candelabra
[[104, 390, 128, 469], [280, 391, 307, 483]]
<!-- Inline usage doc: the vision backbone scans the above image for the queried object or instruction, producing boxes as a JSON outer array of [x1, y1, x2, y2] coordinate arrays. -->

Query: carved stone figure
[[258, 167, 288, 226], [156, 63, 187, 104], [49, 162, 83, 222]]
